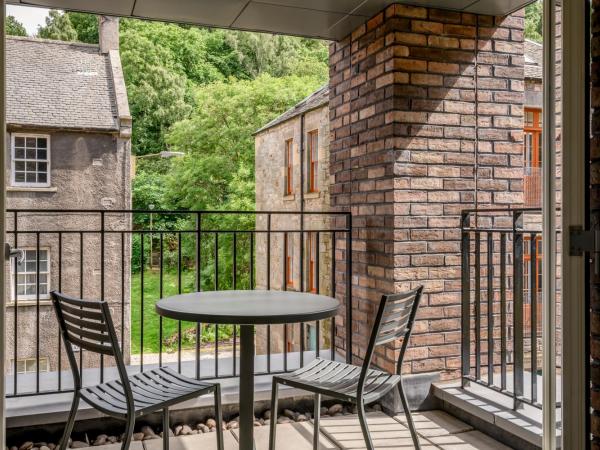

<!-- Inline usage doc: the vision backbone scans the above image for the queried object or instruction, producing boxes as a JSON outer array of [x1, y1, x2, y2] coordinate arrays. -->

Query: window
[[284, 139, 293, 196], [13, 249, 50, 300], [523, 235, 542, 333], [285, 233, 294, 288], [307, 130, 318, 193], [307, 232, 318, 293], [12, 357, 49, 374], [524, 108, 542, 170], [12, 134, 50, 187]]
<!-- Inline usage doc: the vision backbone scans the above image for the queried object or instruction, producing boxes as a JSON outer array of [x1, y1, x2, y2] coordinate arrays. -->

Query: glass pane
[[25, 137, 35, 147], [17, 285, 25, 295], [37, 162, 47, 173], [25, 261, 36, 272], [25, 148, 36, 159], [25, 285, 36, 295], [37, 138, 47, 148], [15, 161, 24, 171], [26, 173, 36, 183], [38, 173, 47, 183], [39, 261, 48, 272], [39, 274, 47, 283], [15, 148, 24, 159], [37, 149, 47, 160], [39, 285, 48, 295], [14, 172, 25, 182], [26, 162, 36, 171], [14, 137, 24, 147]]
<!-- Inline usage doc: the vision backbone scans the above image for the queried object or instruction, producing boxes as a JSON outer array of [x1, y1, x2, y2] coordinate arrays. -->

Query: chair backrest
[[51, 291, 129, 392], [359, 286, 424, 389]]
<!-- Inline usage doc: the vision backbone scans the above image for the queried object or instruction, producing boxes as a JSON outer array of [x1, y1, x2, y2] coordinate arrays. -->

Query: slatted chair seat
[[51, 292, 224, 450], [274, 358, 401, 404], [269, 286, 424, 450], [80, 367, 217, 418]]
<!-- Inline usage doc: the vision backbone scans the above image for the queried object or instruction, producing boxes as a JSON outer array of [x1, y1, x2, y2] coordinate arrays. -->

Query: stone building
[[256, 15, 545, 384], [3, 17, 132, 385], [254, 86, 332, 356]]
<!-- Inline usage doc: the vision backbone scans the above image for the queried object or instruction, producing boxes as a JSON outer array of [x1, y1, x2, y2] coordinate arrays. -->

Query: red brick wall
[[329, 5, 525, 378]]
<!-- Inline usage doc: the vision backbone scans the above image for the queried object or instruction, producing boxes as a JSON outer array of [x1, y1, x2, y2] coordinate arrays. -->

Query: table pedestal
[[239, 325, 255, 450]]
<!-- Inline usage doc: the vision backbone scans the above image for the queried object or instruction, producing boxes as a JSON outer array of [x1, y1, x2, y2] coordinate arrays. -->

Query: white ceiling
[[6, 0, 536, 40]]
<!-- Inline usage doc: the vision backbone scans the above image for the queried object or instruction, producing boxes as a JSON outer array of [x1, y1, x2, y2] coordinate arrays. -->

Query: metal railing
[[461, 207, 556, 410], [4, 209, 352, 397]]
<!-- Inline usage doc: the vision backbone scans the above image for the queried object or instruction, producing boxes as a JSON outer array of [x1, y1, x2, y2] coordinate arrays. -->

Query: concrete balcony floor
[[93, 411, 509, 450]]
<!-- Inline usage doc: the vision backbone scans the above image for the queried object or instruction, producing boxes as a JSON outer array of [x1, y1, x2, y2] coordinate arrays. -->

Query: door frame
[[560, 0, 589, 448]]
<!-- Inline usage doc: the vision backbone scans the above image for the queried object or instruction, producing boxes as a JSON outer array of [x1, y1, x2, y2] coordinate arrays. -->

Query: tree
[[164, 74, 323, 212], [67, 12, 99, 44], [525, 0, 542, 42], [37, 10, 77, 41], [6, 15, 27, 37]]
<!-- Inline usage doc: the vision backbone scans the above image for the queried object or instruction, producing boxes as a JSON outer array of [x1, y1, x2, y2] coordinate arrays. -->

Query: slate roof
[[7, 36, 119, 131], [524, 39, 542, 80], [255, 85, 329, 134]]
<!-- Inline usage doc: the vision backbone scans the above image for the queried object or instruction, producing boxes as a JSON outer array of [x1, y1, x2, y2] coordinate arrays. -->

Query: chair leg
[[268, 379, 279, 450], [313, 394, 321, 450], [357, 401, 374, 450], [162, 408, 169, 450], [121, 414, 135, 450], [59, 392, 80, 450], [214, 385, 224, 450], [399, 380, 421, 450]]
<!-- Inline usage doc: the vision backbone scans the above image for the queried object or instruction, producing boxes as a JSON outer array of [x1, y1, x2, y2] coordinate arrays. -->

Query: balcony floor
[[103, 411, 510, 450]]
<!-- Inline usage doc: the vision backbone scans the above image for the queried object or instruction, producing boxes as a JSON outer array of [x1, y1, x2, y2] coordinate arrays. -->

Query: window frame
[[285, 233, 294, 288], [11, 133, 51, 188], [12, 357, 49, 374], [307, 232, 318, 293], [284, 138, 294, 196], [524, 108, 542, 169], [11, 247, 51, 302], [307, 130, 319, 193]]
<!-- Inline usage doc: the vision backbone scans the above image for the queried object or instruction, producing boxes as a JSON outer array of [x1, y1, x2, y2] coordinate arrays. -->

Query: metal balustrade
[[4, 209, 352, 398], [460, 207, 558, 410]]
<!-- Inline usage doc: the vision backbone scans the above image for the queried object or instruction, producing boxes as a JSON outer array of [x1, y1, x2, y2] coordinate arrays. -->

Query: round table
[[155, 290, 339, 450]]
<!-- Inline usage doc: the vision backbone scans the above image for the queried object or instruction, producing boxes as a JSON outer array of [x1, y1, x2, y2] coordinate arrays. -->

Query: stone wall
[[254, 105, 333, 356], [3, 129, 131, 378], [329, 5, 525, 378]]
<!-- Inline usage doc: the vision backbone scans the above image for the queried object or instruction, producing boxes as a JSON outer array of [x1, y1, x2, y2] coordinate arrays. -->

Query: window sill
[[283, 194, 296, 201], [7, 298, 52, 307], [7, 186, 57, 193], [304, 191, 320, 199]]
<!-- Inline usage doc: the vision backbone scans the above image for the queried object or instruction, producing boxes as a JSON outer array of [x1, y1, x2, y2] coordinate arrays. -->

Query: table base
[[239, 325, 255, 450]]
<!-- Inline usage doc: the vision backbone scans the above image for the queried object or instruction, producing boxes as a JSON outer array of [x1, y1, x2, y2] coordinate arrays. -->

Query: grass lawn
[[130, 270, 234, 354]]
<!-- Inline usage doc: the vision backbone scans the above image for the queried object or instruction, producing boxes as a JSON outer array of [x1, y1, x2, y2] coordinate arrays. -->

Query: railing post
[[195, 212, 202, 379], [461, 212, 471, 386], [513, 210, 524, 409], [345, 213, 352, 364]]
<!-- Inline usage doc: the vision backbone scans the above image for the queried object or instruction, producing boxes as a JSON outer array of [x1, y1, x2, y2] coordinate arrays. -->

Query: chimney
[[99, 16, 119, 54]]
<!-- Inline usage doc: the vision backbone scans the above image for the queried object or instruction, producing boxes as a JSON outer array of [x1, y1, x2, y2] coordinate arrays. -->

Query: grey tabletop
[[155, 290, 339, 325]]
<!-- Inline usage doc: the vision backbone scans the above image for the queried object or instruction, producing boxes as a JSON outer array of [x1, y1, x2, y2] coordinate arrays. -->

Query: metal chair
[[269, 286, 424, 450], [51, 291, 224, 450]]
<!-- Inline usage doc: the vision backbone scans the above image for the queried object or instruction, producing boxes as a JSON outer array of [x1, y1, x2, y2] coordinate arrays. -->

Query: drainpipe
[[542, 0, 557, 448], [300, 113, 305, 293], [0, 0, 7, 446]]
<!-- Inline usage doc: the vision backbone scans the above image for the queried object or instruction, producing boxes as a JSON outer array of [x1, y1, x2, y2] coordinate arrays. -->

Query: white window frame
[[11, 133, 51, 188], [11, 247, 51, 302], [11, 357, 49, 374]]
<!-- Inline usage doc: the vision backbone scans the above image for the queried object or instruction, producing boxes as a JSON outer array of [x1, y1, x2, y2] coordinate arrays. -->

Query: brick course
[[329, 5, 524, 377]]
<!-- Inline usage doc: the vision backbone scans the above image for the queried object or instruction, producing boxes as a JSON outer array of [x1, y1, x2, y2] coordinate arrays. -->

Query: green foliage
[[6, 15, 27, 36], [165, 74, 323, 212], [67, 12, 99, 44], [37, 10, 77, 41], [525, 0, 543, 42]]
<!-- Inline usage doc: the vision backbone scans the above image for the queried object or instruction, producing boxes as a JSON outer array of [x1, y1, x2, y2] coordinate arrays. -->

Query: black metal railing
[[4, 209, 352, 397], [461, 207, 557, 410]]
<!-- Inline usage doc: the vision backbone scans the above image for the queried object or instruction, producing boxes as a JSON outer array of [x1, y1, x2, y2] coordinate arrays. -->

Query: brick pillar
[[330, 5, 524, 378]]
